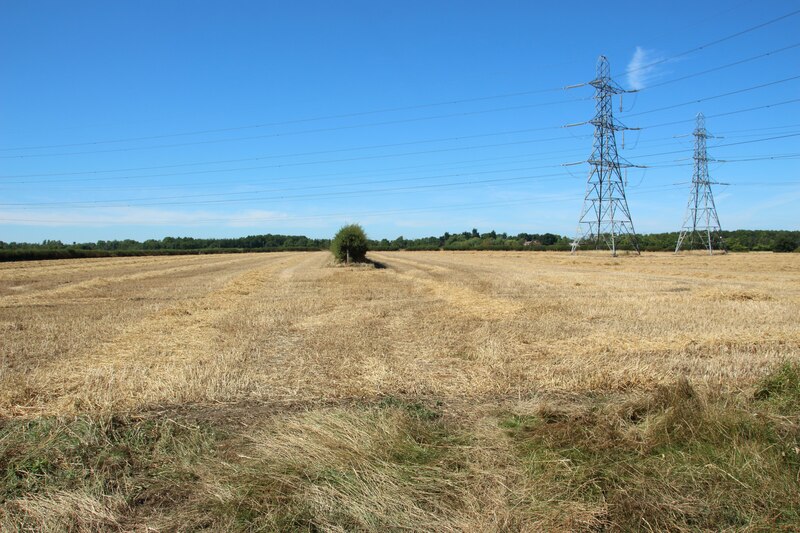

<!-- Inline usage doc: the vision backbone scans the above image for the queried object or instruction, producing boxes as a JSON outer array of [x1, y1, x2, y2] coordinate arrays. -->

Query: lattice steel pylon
[[569, 55, 640, 256], [675, 113, 726, 254]]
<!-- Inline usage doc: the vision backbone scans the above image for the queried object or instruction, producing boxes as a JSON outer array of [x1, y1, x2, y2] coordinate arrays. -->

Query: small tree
[[331, 224, 368, 263]]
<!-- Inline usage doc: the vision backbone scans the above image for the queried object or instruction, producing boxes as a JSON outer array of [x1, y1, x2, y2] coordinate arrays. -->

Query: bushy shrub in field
[[331, 224, 368, 263]]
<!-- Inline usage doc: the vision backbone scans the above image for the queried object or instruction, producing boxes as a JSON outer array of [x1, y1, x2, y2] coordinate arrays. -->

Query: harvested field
[[1, 251, 799, 530]]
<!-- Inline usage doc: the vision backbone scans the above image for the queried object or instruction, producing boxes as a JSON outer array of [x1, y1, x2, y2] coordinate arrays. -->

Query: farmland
[[1, 251, 799, 530]]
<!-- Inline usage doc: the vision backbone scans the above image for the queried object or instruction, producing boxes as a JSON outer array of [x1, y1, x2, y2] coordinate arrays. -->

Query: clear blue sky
[[1, 0, 798, 243]]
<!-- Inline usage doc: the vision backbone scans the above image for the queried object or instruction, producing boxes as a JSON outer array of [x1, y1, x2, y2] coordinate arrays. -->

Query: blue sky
[[1, 0, 798, 242]]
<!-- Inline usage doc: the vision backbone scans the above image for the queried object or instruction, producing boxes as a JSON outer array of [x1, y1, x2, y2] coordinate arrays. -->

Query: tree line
[[1, 229, 797, 261], [0, 234, 330, 261], [368, 229, 800, 253]]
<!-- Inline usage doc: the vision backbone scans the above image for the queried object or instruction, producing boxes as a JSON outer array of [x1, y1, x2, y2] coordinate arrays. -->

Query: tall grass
[[501, 370, 800, 530], [1, 367, 798, 531]]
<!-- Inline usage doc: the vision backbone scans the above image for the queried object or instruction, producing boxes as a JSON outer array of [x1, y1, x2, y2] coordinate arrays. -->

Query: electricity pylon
[[675, 113, 726, 254], [568, 55, 640, 256]]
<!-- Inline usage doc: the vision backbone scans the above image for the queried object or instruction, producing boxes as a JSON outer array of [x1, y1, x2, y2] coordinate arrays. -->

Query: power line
[[2, 2, 782, 156], [4, 96, 798, 182], [5, 126, 784, 190], [693, 122, 800, 136], [631, 132, 800, 160], [6, 181, 797, 229], [0, 96, 591, 158], [626, 75, 800, 117], [733, 181, 800, 186], [0, 151, 561, 186], [0, 132, 585, 180], [0, 152, 563, 188], [0, 134, 585, 187], [3, 134, 708, 188], [0, 195, 578, 225], [654, 153, 800, 166], [3, 39, 798, 157], [0, 125, 583, 177], [0, 163, 575, 206], [0, 87, 571, 152], [0, 171, 577, 209], [616, 7, 800, 78], [0, 181, 695, 226], [720, 153, 800, 162], [632, 0, 755, 47], [644, 42, 800, 91], [3, 140, 791, 197], [641, 97, 800, 129], [629, 152, 800, 168]]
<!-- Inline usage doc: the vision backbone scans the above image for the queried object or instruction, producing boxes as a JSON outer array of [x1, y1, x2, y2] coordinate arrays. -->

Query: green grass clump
[[377, 396, 443, 421], [755, 360, 800, 415], [501, 373, 800, 531], [0, 415, 220, 530]]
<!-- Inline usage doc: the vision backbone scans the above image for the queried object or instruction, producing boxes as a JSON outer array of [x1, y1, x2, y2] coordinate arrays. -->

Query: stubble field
[[1, 251, 798, 531]]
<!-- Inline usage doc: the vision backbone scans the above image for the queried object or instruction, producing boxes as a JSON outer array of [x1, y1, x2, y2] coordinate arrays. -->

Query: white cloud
[[626, 46, 662, 90]]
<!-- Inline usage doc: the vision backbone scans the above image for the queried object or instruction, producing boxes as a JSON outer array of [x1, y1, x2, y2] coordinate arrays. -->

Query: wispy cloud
[[739, 188, 800, 224], [626, 46, 663, 90]]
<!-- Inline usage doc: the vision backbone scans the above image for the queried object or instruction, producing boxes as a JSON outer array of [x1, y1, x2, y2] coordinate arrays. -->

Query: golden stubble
[[0, 250, 798, 417]]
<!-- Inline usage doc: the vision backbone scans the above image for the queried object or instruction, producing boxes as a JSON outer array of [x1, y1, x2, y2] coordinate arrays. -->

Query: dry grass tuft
[[201, 403, 474, 530], [4, 490, 125, 532]]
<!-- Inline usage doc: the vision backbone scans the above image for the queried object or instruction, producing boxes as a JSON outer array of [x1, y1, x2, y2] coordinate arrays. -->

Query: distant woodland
[[1, 229, 798, 261]]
